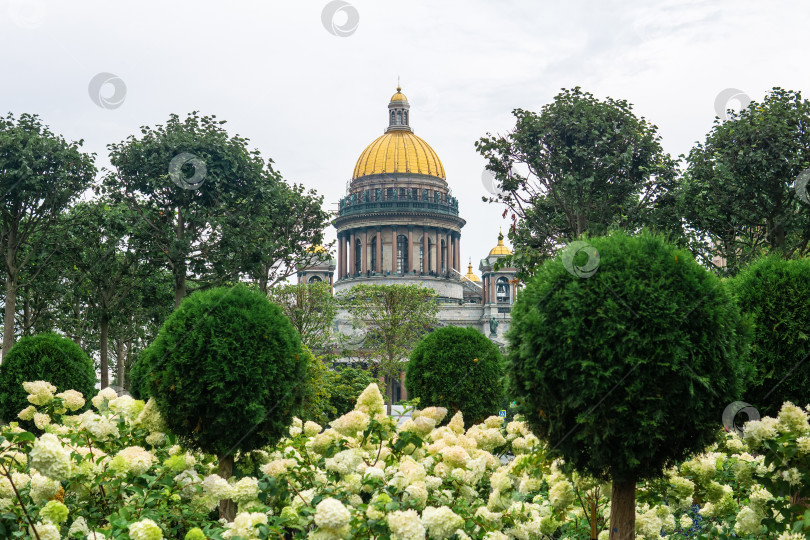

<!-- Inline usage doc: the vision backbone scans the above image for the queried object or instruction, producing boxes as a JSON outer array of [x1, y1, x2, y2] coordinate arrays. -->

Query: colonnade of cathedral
[[336, 225, 461, 279]]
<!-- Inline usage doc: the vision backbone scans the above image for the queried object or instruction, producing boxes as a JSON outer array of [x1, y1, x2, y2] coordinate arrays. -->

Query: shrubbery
[[406, 326, 504, 426], [0, 332, 95, 426], [729, 255, 810, 416], [327, 367, 378, 418]]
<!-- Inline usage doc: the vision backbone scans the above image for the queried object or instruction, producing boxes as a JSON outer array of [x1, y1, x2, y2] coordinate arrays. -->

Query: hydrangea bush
[[1, 380, 809, 539]]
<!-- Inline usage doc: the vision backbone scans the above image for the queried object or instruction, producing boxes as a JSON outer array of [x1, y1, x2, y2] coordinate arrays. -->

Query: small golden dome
[[390, 85, 407, 103], [306, 245, 327, 254], [488, 231, 512, 256], [464, 260, 481, 282], [353, 130, 445, 180]]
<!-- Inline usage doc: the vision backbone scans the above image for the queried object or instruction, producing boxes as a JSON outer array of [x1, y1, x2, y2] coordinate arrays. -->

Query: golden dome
[[390, 86, 407, 102], [306, 245, 327, 254], [463, 260, 481, 282], [489, 231, 512, 256], [353, 130, 446, 180]]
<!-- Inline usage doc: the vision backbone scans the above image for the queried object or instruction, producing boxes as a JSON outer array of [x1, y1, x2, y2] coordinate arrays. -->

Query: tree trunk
[[23, 295, 30, 335], [386, 375, 393, 415], [609, 477, 636, 540], [258, 272, 268, 295], [218, 454, 237, 521], [3, 267, 18, 359], [116, 339, 125, 389], [99, 313, 110, 388], [174, 208, 186, 308], [590, 496, 598, 540]]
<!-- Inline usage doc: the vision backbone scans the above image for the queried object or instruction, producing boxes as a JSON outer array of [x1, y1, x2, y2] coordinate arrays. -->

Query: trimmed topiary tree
[[729, 255, 810, 415], [406, 326, 504, 426], [141, 284, 305, 519], [0, 332, 96, 426], [127, 346, 155, 401], [508, 231, 752, 540]]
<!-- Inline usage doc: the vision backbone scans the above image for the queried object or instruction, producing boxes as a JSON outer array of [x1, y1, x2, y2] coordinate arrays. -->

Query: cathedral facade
[[299, 86, 519, 351]]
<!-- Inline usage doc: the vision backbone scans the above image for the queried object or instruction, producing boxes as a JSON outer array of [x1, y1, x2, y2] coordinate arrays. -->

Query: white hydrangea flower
[[734, 506, 763, 536], [91, 387, 118, 409], [304, 420, 322, 437], [23, 381, 57, 406], [777, 402, 809, 435], [202, 474, 233, 500], [315, 497, 351, 530], [128, 518, 163, 540], [18, 405, 37, 421], [136, 398, 168, 433], [422, 506, 464, 539], [231, 476, 259, 503], [222, 512, 267, 539], [29, 433, 71, 481], [29, 473, 59, 505], [33, 412, 52, 430], [387, 509, 426, 540], [114, 446, 155, 476], [68, 516, 90, 536], [415, 407, 448, 424], [743, 417, 779, 449], [355, 383, 386, 417], [330, 410, 370, 437], [548, 480, 575, 510], [29, 522, 60, 540], [55, 389, 85, 411]]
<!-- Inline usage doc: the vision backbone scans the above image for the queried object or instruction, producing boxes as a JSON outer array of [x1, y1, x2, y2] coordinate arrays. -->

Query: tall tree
[[681, 87, 810, 275], [104, 112, 266, 308], [59, 199, 163, 388], [226, 174, 332, 294], [338, 284, 438, 414], [268, 280, 337, 354], [475, 87, 681, 277], [0, 113, 95, 357]]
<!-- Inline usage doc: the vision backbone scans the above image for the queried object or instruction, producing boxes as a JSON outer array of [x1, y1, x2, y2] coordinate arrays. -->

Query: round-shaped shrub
[[142, 284, 305, 459], [729, 255, 810, 415], [406, 326, 504, 426], [0, 332, 96, 424], [128, 346, 155, 401], [507, 231, 752, 536]]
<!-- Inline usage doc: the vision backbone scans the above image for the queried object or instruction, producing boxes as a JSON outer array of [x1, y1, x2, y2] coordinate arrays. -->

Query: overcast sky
[[2, 0, 809, 273]]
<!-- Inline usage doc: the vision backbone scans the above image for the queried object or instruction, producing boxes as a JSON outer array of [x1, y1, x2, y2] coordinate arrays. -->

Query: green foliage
[[338, 284, 439, 410], [475, 87, 682, 277], [0, 332, 96, 425], [728, 255, 810, 415], [299, 346, 337, 424], [681, 88, 810, 274], [0, 112, 96, 354], [328, 367, 378, 417], [142, 284, 306, 456], [507, 231, 753, 483], [406, 326, 504, 426], [269, 281, 338, 354], [129, 345, 156, 401]]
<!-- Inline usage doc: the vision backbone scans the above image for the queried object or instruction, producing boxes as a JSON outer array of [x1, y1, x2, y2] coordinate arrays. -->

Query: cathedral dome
[[352, 130, 445, 180], [463, 260, 481, 282], [352, 85, 446, 180], [489, 231, 512, 256]]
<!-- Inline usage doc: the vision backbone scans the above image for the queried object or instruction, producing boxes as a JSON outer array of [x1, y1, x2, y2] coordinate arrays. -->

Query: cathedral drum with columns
[[298, 86, 518, 348]]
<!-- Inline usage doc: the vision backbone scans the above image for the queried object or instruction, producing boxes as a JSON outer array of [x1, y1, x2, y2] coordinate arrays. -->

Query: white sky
[[2, 0, 809, 273]]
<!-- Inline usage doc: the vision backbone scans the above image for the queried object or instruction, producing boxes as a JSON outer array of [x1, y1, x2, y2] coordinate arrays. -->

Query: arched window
[[308, 276, 322, 283], [396, 235, 409, 274], [370, 236, 377, 272], [403, 111, 408, 125], [354, 239, 362, 274], [390, 110, 395, 125], [496, 276, 510, 303], [397, 110, 402, 125]]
